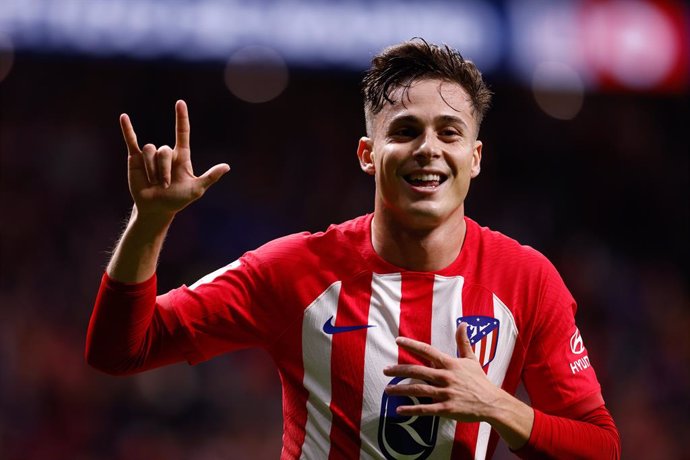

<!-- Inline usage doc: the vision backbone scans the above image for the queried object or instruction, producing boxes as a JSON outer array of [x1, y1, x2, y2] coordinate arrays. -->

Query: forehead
[[373, 79, 476, 133]]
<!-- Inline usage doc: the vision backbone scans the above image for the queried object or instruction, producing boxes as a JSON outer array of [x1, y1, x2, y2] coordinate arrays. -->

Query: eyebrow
[[388, 114, 470, 130], [437, 115, 469, 130]]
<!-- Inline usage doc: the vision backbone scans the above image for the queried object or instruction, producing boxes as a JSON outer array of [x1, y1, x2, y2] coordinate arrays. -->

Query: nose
[[413, 131, 441, 162]]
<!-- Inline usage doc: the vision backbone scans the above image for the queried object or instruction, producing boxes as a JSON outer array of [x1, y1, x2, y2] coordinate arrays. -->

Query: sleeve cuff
[[511, 409, 546, 458], [102, 271, 157, 292]]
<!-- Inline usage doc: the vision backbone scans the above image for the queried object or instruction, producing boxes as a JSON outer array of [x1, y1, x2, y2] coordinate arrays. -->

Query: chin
[[397, 205, 458, 231]]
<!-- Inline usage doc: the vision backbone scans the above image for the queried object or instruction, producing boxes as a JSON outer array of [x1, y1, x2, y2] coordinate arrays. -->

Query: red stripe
[[328, 273, 373, 459], [489, 330, 499, 366], [398, 273, 433, 365], [478, 337, 487, 365], [451, 282, 496, 459], [277, 313, 308, 459]]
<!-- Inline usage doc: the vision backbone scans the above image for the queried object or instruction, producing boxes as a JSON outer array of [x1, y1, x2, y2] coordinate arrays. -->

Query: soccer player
[[86, 39, 620, 459]]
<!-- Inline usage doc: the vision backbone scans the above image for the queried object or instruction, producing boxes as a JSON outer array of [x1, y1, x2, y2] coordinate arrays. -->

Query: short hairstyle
[[362, 38, 492, 136]]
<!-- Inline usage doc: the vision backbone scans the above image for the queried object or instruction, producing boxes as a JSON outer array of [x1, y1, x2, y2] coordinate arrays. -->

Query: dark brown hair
[[362, 38, 492, 134]]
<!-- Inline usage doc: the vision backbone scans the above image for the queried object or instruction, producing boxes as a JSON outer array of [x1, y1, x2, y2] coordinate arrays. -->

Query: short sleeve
[[521, 264, 605, 418]]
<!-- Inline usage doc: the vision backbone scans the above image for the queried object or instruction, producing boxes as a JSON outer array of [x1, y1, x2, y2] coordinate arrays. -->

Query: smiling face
[[358, 78, 482, 232]]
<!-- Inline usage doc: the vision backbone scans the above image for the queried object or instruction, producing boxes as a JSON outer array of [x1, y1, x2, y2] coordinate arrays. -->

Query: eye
[[390, 127, 418, 140], [439, 128, 461, 139]]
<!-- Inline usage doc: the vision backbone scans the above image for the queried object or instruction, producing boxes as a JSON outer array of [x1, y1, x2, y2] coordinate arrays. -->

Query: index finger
[[175, 99, 190, 150], [396, 337, 450, 367], [119, 113, 141, 155]]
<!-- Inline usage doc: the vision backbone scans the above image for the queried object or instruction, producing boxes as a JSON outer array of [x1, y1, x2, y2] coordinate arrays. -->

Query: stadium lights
[[0, 0, 687, 92]]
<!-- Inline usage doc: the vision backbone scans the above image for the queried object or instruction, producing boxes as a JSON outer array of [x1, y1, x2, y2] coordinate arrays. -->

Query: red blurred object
[[580, 0, 688, 92]]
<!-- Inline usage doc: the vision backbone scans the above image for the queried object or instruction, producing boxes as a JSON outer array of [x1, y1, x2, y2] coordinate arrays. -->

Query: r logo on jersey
[[457, 316, 500, 368], [378, 377, 439, 460]]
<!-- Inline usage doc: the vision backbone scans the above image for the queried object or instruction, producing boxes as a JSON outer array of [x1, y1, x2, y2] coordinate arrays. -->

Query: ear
[[357, 137, 376, 176], [470, 140, 482, 178]]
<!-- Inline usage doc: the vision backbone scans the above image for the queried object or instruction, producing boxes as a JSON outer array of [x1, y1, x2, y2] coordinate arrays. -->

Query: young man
[[86, 40, 620, 459]]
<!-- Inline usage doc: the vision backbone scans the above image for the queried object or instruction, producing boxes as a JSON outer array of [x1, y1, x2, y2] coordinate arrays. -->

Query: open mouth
[[403, 173, 447, 188]]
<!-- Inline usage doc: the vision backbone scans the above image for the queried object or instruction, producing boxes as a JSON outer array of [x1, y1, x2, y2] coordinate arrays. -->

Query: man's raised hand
[[120, 100, 230, 217]]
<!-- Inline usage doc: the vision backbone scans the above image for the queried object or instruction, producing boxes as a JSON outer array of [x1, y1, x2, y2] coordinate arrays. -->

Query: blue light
[[0, 0, 502, 70]]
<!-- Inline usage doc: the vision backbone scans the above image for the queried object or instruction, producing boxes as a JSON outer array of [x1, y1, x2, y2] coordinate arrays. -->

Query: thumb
[[197, 163, 231, 189], [456, 322, 477, 360]]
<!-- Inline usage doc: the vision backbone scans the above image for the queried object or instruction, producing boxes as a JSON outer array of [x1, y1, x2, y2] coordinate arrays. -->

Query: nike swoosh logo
[[323, 316, 375, 334]]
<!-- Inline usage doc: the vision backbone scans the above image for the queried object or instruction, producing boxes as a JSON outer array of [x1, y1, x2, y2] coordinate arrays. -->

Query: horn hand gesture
[[120, 100, 230, 217]]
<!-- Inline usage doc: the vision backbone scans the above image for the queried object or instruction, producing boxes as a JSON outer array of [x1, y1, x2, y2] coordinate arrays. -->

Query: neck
[[371, 209, 467, 272]]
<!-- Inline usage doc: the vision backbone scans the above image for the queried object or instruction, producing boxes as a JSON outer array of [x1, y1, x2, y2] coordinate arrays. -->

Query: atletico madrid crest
[[457, 316, 500, 368]]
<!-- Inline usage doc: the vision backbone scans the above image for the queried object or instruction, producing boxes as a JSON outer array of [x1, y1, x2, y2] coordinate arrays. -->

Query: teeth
[[409, 173, 441, 182]]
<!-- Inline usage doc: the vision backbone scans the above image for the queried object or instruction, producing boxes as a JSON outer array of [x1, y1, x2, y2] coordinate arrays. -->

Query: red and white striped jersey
[[156, 214, 604, 459]]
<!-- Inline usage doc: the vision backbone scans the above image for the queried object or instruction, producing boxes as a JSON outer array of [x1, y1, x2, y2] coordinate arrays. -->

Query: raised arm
[[108, 100, 230, 282], [86, 101, 229, 374]]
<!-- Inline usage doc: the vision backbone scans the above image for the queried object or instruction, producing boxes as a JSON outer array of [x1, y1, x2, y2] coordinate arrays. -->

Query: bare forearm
[[107, 206, 175, 283], [89, 209, 182, 374], [483, 389, 620, 459], [483, 389, 534, 450]]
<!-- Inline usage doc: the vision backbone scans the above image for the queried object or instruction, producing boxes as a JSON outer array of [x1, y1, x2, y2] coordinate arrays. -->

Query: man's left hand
[[383, 322, 501, 423]]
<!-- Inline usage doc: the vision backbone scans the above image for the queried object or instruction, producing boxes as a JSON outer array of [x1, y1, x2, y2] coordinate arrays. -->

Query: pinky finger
[[395, 402, 449, 417]]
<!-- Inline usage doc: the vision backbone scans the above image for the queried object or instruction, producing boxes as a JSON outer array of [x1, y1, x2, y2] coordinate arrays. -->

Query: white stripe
[[430, 275, 465, 459], [486, 294, 518, 387], [482, 331, 494, 367], [300, 281, 341, 460], [188, 259, 241, 290], [474, 294, 518, 460], [359, 273, 402, 459], [474, 422, 492, 460]]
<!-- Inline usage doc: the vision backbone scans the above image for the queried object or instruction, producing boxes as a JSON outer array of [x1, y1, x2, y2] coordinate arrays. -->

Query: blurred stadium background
[[0, 0, 688, 458]]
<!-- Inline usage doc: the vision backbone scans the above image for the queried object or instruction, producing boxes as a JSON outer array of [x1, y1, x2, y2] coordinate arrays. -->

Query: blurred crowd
[[0, 55, 688, 459]]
